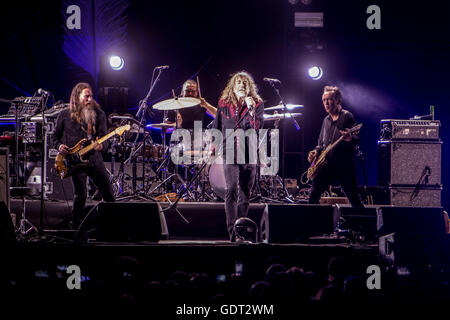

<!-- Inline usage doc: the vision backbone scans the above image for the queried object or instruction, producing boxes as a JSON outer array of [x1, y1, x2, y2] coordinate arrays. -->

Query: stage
[[3, 198, 450, 309]]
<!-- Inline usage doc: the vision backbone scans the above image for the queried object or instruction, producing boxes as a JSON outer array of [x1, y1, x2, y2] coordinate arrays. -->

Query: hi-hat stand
[[265, 79, 299, 202], [117, 66, 167, 200]]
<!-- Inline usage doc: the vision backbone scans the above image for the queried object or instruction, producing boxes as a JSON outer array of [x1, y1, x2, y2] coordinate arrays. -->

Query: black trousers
[[308, 159, 364, 208], [71, 160, 115, 221], [223, 163, 257, 239]]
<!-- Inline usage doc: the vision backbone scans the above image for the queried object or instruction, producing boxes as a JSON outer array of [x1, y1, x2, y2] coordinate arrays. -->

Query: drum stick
[[196, 76, 202, 98], [172, 89, 176, 99]]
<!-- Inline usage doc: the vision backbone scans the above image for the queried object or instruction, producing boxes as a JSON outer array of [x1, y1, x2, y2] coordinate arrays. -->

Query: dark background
[[0, 0, 448, 210]]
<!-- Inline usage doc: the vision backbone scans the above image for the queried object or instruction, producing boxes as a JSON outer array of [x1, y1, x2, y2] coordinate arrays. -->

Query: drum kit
[[105, 97, 303, 202]]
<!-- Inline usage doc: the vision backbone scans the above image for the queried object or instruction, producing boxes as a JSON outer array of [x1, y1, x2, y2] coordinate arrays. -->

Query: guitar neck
[[327, 135, 344, 151], [79, 130, 117, 156]]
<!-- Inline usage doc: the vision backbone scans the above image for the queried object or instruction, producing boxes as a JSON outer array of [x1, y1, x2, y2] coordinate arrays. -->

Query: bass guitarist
[[53, 82, 115, 227], [307, 86, 364, 207]]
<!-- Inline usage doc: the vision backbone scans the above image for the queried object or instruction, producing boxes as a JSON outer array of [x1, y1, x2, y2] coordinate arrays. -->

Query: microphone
[[244, 96, 254, 111], [263, 77, 281, 84], [156, 65, 170, 70], [37, 88, 51, 95]]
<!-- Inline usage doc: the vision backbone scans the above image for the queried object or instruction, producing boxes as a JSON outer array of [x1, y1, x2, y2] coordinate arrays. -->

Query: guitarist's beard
[[81, 102, 97, 135]]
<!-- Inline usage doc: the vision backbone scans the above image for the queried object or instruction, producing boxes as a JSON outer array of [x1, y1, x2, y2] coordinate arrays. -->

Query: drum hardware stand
[[12, 186, 38, 235], [250, 129, 276, 203], [120, 66, 167, 200], [265, 80, 300, 202], [145, 141, 195, 201]]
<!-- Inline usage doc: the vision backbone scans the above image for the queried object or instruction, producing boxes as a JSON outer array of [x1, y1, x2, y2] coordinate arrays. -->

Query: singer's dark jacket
[[52, 107, 109, 166], [212, 99, 264, 163]]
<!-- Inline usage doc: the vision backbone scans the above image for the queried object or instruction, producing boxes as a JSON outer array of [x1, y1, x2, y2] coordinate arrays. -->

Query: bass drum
[[208, 162, 226, 200]]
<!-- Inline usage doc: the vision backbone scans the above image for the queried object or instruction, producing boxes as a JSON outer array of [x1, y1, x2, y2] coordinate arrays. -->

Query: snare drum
[[145, 144, 164, 162]]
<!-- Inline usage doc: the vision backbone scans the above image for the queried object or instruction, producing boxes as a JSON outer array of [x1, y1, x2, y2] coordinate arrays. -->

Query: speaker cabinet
[[0, 147, 9, 210], [378, 141, 441, 186], [390, 186, 441, 207], [377, 206, 446, 237], [333, 205, 378, 241], [97, 201, 168, 242], [379, 232, 449, 268], [47, 148, 74, 200], [0, 201, 15, 244], [260, 204, 334, 243]]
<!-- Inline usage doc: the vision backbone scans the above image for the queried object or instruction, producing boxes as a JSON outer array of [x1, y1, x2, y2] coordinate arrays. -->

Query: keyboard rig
[[4, 96, 45, 119]]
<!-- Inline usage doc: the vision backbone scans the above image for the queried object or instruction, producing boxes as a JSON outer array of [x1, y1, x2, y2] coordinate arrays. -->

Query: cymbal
[[146, 123, 175, 132], [263, 113, 302, 121], [153, 97, 201, 110], [264, 104, 304, 111]]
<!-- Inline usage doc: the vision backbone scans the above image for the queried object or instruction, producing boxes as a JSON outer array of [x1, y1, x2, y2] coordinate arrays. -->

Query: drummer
[[165, 79, 216, 129]]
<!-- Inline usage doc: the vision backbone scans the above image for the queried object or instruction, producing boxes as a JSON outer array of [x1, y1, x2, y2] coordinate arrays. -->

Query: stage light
[[233, 217, 258, 243], [308, 66, 323, 80], [109, 55, 124, 71]]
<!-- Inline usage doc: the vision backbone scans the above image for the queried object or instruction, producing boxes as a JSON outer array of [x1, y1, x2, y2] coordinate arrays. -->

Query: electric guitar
[[55, 124, 130, 179], [306, 123, 362, 180]]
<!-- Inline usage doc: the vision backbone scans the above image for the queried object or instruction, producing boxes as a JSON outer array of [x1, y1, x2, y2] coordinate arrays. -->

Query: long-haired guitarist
[[52, 82, 115, 227], [307, 86, 364, 207]]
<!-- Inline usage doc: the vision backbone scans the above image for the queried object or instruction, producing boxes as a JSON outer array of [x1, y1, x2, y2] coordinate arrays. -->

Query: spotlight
[[109, 55, 124, 71], [308, 66, 323, 80]]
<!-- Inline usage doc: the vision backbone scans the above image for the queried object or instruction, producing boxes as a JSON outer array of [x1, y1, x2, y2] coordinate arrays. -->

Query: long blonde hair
[[220, 71, 262, 106]]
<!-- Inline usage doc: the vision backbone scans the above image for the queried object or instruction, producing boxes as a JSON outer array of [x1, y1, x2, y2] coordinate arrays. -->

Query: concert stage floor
[[8, 197, 381, 273], [5, 198, 450, 308]]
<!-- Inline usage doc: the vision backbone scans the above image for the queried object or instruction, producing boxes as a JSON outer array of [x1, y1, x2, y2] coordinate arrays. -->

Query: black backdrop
[[0, 0, 448, 210]]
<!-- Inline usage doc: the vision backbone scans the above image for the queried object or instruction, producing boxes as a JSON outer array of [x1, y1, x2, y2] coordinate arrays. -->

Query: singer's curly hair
[[69, 82, 99, 124], [220, 71, 262, 106]]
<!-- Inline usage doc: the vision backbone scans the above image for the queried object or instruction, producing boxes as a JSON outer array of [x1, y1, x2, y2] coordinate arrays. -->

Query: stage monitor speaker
[[378, 141, 441, 186], [159, 202, 266, 240], [97, 201, 168, 242], [0, 147, 9, 210], [333, 205, 378, 241], [0, 201, 16, 244], [260, 204, 334, 243], [377, 206, 446, 237]]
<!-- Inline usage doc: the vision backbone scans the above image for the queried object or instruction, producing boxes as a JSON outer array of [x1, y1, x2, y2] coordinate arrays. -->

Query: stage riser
[[160, 202, 266, 239]]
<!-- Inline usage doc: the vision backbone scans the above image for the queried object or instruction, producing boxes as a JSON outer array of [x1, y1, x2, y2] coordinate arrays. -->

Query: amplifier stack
[[378, 119, 442, 207]]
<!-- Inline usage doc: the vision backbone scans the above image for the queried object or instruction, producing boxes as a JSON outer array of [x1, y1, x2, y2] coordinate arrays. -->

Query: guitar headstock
[[116, 124, 131, 136], [349, 123, 362, 135]]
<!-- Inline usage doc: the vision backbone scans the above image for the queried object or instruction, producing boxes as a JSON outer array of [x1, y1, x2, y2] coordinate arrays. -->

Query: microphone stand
[[161, 104, 256, 224], [266, 81, 299, 201], [124, 67, 166, 198], [38, 92, 49, 236]]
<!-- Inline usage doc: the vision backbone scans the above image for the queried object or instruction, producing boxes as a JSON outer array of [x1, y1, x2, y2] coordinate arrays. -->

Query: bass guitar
[[55, 124, 130, 179], [307, 123, 362, 180]]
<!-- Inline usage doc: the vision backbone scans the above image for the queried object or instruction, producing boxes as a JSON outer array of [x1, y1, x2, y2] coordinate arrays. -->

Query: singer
[[211, 71, 264, 242]]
